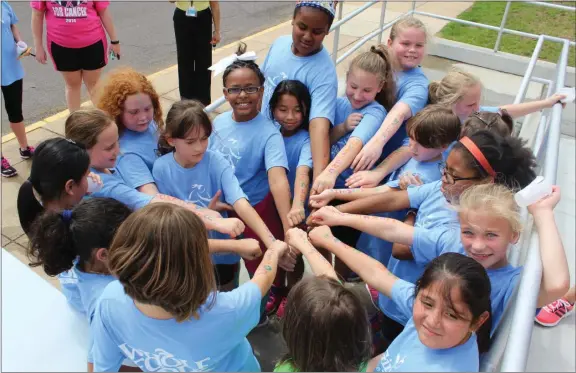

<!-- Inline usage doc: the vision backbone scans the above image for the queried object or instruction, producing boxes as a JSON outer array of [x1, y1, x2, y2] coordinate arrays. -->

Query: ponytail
[[27, 198, 132, 277]]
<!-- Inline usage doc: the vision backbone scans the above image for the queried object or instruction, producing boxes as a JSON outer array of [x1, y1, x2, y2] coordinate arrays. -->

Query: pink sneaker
[[265, 289, 281, 315], [535, 297, 574, 327], [276, 296, 288, 318]]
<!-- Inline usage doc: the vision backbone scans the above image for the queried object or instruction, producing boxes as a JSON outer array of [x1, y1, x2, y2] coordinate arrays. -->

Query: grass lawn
[[438, 1, 576, 67]]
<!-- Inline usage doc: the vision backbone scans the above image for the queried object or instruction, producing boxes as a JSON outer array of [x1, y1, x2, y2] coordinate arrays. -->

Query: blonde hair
[[348, 45, 396, 111], [65, 109, 115, 149], [456, 184, 522, 234], [428, 69, 482, 106], [390, 16, 429, 43], [108, 203, 217, 322]]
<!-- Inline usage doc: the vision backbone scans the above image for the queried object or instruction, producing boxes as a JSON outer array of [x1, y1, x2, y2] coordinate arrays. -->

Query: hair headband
[[295, 1, 336, 18], [208, 51, 258, 77], [459, 136, 496, 177]]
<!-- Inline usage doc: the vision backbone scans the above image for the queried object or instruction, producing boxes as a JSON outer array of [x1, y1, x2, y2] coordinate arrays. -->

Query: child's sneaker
[[1, 157, 17, 177], [265, 288, 282, 315], [365, 283, 379, 308], [19, 146, 35, 159], [275, 296, 288, 318], [535, 297, 574, 327]]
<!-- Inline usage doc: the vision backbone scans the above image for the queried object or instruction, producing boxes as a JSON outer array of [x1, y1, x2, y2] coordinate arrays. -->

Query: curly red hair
[[94, 67, 164, 134]]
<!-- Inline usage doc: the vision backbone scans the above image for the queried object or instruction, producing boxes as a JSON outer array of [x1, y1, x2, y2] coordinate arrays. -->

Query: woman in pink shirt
[[31, 1, 120, 111]]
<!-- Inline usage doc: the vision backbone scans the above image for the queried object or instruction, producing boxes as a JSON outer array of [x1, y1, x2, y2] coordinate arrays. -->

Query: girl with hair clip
[[350, 17, 430, 178], [90, 203, 294, 372], [309, 225, 492, 372], [209, 43, 292, 323], [27, 197, 137, 372], [310, 46, 392, 278], [310, 130, 537, 344], [16, 137, 101, 235], [428, 68, 567, 123], [94, 67, 166, 196], [153, 100, 282, 291], [273, 227, 372, 372], [260, 1, 338, 191], [65, 108, 245, 238]]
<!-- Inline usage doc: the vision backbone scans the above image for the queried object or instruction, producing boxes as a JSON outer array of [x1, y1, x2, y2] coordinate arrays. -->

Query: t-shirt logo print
[[376, 350, 406, 372], [119, 344, 213, 372], [215, 138, 242, 171], [263, 72, 289, 104], [188, 184, 213, 207], [50, 0, 88, 18]]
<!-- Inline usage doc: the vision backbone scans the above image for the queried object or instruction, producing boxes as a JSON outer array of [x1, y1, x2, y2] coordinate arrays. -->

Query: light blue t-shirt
[[357, 157, 442, 266], [1, 2, 24, 86], [92, 280, 262, 372], [90, 168, 153, 211], [375, 280, 480, 372], [379, 68, 429, 162], [209, 111, 289, 205], [152, 150, 247, 265], [332, 97, 387, 188], [116, 121, 159, 189], [486, 265, 521, 333], [59, 262, 116, 363], [379, 180, 459, 324], [283, 129, 312, 195], [261, 35, 337, 125]]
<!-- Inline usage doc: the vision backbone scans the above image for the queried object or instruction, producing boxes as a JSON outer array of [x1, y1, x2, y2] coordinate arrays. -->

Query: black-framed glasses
[[439, 162, 483, 185], [224, 86, 261, 95]]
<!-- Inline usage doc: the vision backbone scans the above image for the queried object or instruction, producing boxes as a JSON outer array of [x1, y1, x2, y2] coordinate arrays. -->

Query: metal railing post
[[411, 0, 416, 12], [513, 35, 545, 104], [377, 1, 388, 45], [494, 1, 512, 52], [331, 0, 344, 64]]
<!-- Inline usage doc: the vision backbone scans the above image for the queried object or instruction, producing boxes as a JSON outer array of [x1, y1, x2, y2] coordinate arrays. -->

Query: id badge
[[186, 6, 197, 17]]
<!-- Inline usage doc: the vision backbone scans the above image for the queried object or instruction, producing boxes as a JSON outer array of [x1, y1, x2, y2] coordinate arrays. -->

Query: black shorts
[[50, 39, 106, 72], [214, 263, 240, 286], [1, 79, 24, 123]]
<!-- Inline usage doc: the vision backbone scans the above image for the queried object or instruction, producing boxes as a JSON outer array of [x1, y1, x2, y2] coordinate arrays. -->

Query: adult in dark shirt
[[17, 138, 91, 235]]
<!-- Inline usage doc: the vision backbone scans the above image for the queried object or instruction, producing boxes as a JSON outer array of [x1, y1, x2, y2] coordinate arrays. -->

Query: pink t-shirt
[[30, 1, 109, 49]]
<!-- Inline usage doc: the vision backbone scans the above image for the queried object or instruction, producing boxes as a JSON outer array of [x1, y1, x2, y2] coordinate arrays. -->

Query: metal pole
[[513, 35, 545, 104], [204, 96, 226, 113], [500, 39, 569, 372], [411, 0, 416, 12], [377, 1, 388, 45], [331, 1, 344, 64], [494, 1, 512, 52]]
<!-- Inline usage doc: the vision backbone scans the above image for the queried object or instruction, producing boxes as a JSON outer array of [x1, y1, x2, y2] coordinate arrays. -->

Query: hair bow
[[208, 51, 258, 77]]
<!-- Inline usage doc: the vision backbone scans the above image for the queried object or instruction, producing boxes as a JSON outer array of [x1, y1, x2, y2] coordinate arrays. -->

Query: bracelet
[[110, 40, 120, 45], [406, 208, 418, 218]]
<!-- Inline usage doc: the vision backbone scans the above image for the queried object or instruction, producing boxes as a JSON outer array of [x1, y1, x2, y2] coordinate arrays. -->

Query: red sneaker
[[535, 297, 574, 327], [265, 289, 281, 315]]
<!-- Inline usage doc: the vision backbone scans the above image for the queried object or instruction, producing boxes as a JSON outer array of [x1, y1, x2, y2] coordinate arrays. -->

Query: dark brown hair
[[107, 203, 217, 322], [461, 111, 514, 138], [65, 109, 115, 150], [279, 276, 372, 371], [416, 252, 492, 353], [406, 104, 461, 148], [158, 100, 213, 156]]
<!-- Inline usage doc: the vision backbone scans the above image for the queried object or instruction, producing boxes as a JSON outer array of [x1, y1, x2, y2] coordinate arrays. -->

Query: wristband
[[406, 208, 418, 218], [110, 40, 120, 45]]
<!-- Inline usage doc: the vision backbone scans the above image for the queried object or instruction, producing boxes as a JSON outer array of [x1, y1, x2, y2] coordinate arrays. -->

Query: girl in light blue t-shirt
[[26, 197, 134, 372], [311, 226, 492, 372]]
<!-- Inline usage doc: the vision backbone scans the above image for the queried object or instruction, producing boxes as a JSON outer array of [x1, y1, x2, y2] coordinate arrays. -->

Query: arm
[[207, 238, 262, 261], [209, 1, 221, 38], [250, 241, 289, 296], [311, 207, 415, 246], [285, 228, 337, 280], [309, 226, 398, 297], [391, 211, 416, 260], [345, 147, 412, 189], [31, 9, 47, 64], [309, 185, 392, 209], [97, 8, 118, 41], [10, 24, 23, 42], [233, 198, 277, 248], [137, 183, 160, 196], [529, 187, 570, 307], [309, 118, 331, 185], [337, 188, 411, 214], [288, 166, 311, 227], [268, 167, 293, 232], [352, 102, 412, 171], [311, 138, 363, 194], [501, 94, 563, 118]]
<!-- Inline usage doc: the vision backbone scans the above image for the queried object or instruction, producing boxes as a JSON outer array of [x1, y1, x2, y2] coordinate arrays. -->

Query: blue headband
[[61, 209, 73, 223], [295, 1, 336, 18]]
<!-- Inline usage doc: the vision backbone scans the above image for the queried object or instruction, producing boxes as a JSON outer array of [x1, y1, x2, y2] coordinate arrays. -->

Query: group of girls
[[17, 1, 572, 372]]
